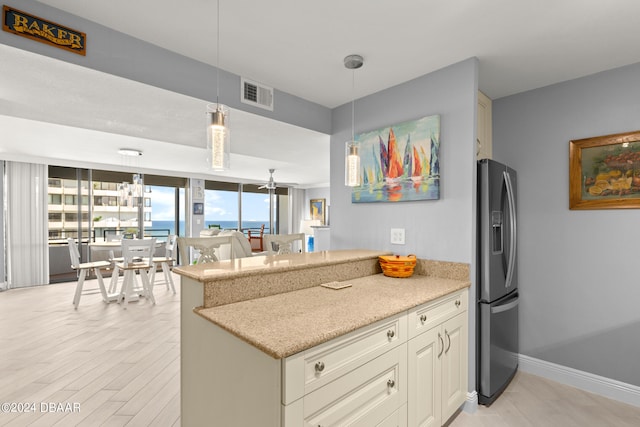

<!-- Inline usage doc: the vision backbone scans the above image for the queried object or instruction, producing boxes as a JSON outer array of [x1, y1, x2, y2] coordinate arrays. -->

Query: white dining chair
[[67, 238, 117, 309], [150, 234, 177, 294], [177, 235, 234, 265], [114, 238, 156, 308], [264, 233, 306, 255]]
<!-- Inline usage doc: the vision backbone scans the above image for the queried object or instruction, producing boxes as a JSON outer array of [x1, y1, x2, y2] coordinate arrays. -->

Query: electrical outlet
[[390, 228, 405, 245]]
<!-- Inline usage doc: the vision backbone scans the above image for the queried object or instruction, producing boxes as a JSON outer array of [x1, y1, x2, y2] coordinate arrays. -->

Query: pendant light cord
[[216, 0, 220, 105], [351, 69, 355, 142]]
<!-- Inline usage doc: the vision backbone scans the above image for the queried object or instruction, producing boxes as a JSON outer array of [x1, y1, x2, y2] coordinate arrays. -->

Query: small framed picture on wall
[[310, 198, 326, 225], [193, 202, 204, 215]]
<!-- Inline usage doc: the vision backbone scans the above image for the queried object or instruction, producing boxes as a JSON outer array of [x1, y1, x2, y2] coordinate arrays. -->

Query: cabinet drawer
[[408, 290, 467, 339], [376, 403, 407, 427], [283, 313, 407, 404], [299, 344, 407, 427]]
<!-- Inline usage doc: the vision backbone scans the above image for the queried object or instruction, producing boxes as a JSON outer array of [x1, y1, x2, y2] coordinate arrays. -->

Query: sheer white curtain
[[6, 161, 49, 288], [289, 188, 305, 234]]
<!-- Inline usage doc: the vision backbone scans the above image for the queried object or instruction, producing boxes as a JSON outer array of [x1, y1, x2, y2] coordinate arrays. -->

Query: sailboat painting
[[352, 114, 440, 203]]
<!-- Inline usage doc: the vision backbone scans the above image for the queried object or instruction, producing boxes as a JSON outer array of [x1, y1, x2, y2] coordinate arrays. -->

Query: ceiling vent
[[241, 77, 274, 111]]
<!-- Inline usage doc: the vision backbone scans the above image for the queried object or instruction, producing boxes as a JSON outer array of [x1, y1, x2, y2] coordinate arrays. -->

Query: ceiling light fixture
[[117, 149, 145, 238], [117, 148, 142, 157], [206, 0, 230, 171], [344, 54, 363, 187]]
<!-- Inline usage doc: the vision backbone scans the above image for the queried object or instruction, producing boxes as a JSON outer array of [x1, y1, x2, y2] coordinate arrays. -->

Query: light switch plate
[[390, 228, 405, 245]]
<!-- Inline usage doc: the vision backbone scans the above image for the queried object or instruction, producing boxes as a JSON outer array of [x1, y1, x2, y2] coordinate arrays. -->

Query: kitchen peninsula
[[176, 250, 470, 426]]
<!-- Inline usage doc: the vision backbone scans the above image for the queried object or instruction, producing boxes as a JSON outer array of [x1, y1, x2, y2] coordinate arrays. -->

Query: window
[[64, 213, 88, 222], [48, 194, 62, 204], [204, 188, 239, 230], [241, 191, 270, 233]]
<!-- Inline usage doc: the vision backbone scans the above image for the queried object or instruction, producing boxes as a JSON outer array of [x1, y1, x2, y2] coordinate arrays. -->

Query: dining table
[[88, 239, 163, 304]]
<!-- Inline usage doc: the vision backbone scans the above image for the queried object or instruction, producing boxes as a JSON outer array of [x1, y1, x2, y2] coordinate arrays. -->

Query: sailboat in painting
[[352, 114, 440, 203]]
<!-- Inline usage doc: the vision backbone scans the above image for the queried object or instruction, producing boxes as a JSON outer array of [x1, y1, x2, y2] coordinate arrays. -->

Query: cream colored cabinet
[[440, 313, 467, 422], [181, 276, 468, 427], [477, 91, 492, 160], [377, 403, 408, 427], [283, 313, 408, 426], [287, 344, 407, 426], [408, 325, 441, 426], [407, 291, 468, 427]]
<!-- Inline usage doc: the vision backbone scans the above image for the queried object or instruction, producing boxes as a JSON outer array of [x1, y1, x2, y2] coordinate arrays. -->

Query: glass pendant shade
[[345, 141, 361, 186], [207, 103, 230, 171], [343, 55, 363, 187], [118, 174, 143, 206]]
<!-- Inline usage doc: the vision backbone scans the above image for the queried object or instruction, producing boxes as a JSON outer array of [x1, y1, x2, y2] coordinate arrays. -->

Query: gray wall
[[330, 58, 478, 389], [0, 0, 331, 136], [330, 58, 478, 262], [493, 61, 640, 387]]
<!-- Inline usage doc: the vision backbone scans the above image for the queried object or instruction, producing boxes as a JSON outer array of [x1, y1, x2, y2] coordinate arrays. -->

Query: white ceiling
[[0, 45, 329, 187], [3, 0, 640, 187]]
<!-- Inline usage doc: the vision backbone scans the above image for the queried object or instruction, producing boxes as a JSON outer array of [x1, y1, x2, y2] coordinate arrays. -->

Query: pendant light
[[344, 54, 363, 187], [206, 0, 230, 171]]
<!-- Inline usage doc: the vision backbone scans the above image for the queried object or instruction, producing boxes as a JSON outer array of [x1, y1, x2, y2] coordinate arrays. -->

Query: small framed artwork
[[569, 130, 640, 209], [193, 202, 204, 215], [310, 198, 326, 225]]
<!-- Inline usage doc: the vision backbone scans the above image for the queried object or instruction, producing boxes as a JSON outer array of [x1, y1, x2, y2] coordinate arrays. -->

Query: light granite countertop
[[174, 249, 389, 282], [196, 273, 470, 359]]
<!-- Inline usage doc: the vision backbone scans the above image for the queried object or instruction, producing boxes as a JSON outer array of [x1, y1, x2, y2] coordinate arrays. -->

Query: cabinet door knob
[[420, 314, 427, 323], [455, 300, 461, 307], [387, 379, 395, 389], [315, 361, 325, 373], [387, 329, 395, 339]]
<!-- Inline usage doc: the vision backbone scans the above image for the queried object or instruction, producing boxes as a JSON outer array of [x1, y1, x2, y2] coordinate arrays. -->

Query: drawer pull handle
[[315, 361, 325, 373], [387, 329, 395, 339], [455, 300, 461, 307], [387, 379, 395, 389], [420, 314, 427, 323]]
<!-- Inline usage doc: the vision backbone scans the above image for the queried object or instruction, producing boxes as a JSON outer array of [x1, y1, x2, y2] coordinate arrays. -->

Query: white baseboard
[[463, 390, 478, 413], [519, 354, 640, 408], [0, 281, 6, 291]]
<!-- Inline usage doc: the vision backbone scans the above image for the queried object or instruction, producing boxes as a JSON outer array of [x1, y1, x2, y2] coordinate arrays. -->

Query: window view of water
[[149, 220, 270, 237]]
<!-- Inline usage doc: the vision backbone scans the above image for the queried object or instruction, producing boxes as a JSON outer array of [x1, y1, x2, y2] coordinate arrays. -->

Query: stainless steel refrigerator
[[477, 158, 519, 405]]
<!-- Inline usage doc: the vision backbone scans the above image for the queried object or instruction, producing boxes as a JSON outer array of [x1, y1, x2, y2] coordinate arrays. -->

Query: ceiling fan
[[258, 168, 278, 191], [258, 168, 296, 190]]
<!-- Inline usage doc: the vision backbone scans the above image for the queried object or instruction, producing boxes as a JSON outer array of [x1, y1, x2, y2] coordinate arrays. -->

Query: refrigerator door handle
[[490, 295, 520, 314], [503, 170, 517, 289]]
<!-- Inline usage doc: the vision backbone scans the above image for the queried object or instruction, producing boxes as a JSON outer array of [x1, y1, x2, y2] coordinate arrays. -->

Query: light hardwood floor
[[449, 370, 640, 427], [1, 277, 640, 426], [0, 276, 180, 427]]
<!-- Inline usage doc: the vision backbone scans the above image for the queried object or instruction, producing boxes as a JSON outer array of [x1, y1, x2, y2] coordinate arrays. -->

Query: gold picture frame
[[310, 199, 326, 225], [569, 130, 640, 209]]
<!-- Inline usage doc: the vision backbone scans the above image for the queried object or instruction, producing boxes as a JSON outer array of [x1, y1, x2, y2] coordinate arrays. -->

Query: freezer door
[[478, 159, 518, 302], [478, 291, 519, 405]]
